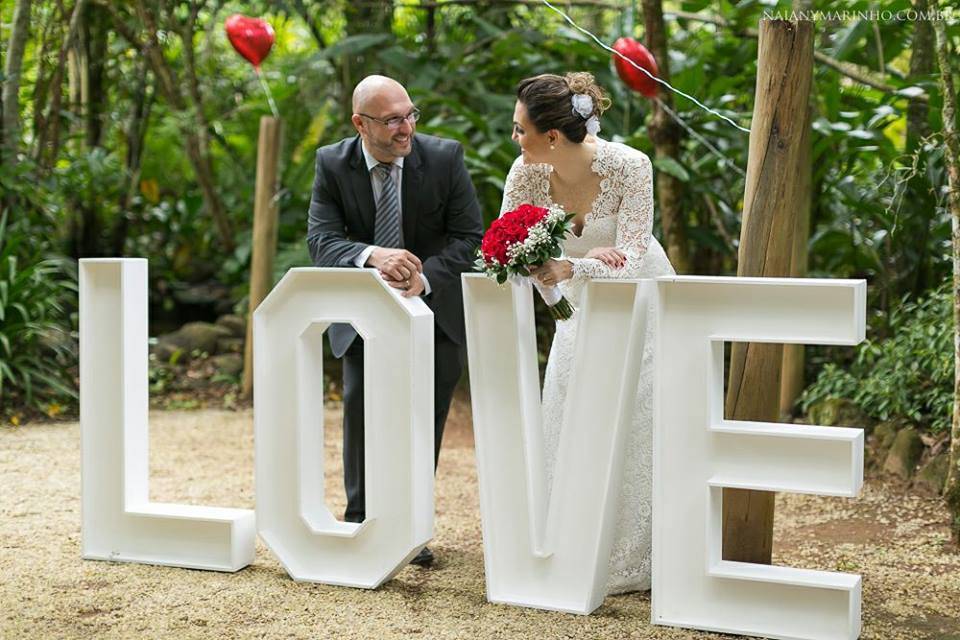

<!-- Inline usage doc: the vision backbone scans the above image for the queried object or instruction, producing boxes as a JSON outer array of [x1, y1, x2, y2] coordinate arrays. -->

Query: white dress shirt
[[354, 142, 431, 295]]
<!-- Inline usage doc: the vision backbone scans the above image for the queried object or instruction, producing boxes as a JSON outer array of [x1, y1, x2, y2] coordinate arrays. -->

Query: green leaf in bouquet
[[496, 272, 507, 285]]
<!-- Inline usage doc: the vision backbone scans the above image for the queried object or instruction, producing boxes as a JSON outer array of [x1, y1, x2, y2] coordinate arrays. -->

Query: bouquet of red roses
[[474, 203, 576, 320]]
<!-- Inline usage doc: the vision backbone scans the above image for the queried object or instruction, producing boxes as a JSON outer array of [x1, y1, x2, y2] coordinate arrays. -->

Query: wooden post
[[242, 116, 282, 398], [779, 93, 812, 418], [777, 0, 815, 419], [723, 19, 813, 564]]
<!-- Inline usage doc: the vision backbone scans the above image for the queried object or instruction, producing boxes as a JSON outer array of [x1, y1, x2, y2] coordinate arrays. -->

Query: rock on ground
[[914, 453, 949, 496], [154, 322, 234, 362], [2, 395, 959, 639], [884, 427, 924, 480]]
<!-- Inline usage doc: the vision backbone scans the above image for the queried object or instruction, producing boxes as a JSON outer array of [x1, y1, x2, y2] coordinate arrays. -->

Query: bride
[[499, 72, 675, 594]]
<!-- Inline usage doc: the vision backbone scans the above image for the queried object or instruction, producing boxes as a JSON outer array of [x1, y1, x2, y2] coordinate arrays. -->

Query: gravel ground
[[2, 395, 959, 639]]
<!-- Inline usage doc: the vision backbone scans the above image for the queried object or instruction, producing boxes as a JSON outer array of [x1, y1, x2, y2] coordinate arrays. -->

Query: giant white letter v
[[462, 274, 655, 614]]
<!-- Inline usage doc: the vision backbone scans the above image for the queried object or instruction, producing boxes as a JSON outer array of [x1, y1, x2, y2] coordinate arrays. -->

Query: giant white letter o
[[254, 268, 434, 588]]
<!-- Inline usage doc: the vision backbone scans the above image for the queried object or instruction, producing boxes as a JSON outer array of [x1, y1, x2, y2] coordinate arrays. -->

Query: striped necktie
[[373, 162, 402, 248]]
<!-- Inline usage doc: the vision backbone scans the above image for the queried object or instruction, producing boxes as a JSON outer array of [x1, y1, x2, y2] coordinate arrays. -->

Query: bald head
[[352, 75, 409, 113], [350, 75, 416, 162]]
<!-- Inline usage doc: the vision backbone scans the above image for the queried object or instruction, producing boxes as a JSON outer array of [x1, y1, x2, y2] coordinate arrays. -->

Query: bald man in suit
[[307, 75, 483, 566]]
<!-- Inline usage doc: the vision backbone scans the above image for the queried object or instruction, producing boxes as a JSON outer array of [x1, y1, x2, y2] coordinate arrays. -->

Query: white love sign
[[80, 258, 255, 571], [80, 259, 867, 640]]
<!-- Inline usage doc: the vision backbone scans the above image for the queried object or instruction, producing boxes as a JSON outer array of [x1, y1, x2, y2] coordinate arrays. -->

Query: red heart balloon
[[612, 37, 660, 99], [225, 14, 275, 69]]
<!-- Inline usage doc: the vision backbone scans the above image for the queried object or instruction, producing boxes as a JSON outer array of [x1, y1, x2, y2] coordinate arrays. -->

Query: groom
[[306, 75, 484, 566]]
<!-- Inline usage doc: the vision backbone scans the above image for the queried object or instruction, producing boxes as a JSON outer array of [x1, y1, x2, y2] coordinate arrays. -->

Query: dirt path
[[2, 397, 958, 639]]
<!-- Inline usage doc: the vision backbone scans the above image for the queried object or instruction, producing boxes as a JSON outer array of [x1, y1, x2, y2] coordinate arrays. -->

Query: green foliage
[[273, 242, 311, 285], [0, 213, 77, 410], [801, 285, 953, 433], [0, 159, 64, 257]]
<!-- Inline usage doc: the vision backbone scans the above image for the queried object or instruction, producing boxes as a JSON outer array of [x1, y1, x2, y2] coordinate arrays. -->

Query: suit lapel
[[401, 137, 424, 248], [347, 137, 376, 237]]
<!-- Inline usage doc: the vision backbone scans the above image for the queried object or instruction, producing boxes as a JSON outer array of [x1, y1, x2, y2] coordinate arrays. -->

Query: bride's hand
[[584, 246, 627, 268], [530, 259, 573, 287]]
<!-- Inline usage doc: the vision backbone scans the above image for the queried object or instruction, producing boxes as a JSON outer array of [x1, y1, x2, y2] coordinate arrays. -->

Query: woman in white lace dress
[[499, 72, 675, 594]]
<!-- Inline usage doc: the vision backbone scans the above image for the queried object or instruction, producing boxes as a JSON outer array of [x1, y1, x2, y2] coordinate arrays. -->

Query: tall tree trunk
[[65, 1, 110, 258], [107, 1, 235, 253], [66, 19, 84, 152], [907, 0, 934, 151], [29, 8, 61, 159], [641, 0, 690, 273], [724, 19, 813, 564], [111, 63, 154, 256], [35, 0, 88, 173], [179, 5, 234, 253], [1, 0, 33, 172], [83, 3, 108, 150], [906, 0, 936, 296], [933, 9, 960, 546], [426, 5, 437, 55], [66, 5, 92, 257], [36, 60, 65, 171]]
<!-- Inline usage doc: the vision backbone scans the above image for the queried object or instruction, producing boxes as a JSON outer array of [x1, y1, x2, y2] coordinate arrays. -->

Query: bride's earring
[[550, 142, 555, 151]]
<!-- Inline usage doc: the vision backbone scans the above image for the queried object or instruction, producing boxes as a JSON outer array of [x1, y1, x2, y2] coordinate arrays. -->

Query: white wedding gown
[[499, 137, 675, 594]]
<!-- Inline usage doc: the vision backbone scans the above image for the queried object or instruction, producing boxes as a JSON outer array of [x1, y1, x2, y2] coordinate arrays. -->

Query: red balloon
[[225, 14, 275, 69], [612, 37, 660, 98]]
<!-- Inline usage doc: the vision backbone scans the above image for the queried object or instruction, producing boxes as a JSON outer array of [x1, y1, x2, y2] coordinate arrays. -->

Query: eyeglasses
[[357, 108, 421, 129]]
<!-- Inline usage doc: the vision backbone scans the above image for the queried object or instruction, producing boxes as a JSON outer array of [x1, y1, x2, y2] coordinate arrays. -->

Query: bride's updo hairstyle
[[516, 72, 611, 143]]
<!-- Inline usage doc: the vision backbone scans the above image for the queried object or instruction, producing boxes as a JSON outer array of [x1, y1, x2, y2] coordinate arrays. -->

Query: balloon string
[[655, 98, 747, 177], [539, 0, 751, 134], [256, 67, 280, 119]]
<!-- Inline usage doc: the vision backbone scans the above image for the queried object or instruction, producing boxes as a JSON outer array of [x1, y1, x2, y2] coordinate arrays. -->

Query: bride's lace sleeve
[[566, 151, 653, 280], [499, 155, 532, 216], [499, 155, 557, 300]]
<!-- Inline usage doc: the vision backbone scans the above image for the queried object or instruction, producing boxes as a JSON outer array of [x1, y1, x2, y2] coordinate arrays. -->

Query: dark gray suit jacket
[[307, 133, 484, 357]]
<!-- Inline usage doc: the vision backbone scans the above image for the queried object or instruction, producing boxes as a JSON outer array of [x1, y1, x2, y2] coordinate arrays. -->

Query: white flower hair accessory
[[585, 115, 601, 136], [571, 93, 593, 119], [571, 93, 601, 136]]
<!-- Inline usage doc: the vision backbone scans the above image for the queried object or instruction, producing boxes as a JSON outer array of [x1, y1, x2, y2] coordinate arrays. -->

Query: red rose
[[501, 217, 528, 244], [481, 221, 509, 264], [515, 204, 548, 227], [481, 204, 551, 265]]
